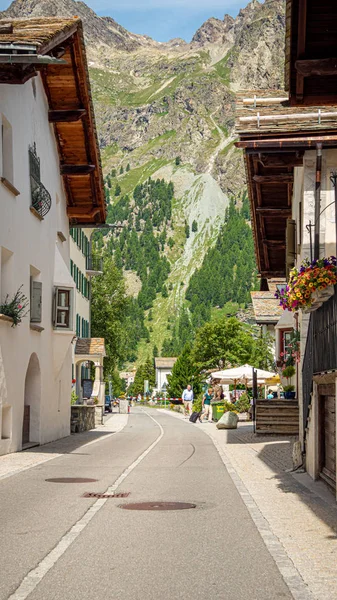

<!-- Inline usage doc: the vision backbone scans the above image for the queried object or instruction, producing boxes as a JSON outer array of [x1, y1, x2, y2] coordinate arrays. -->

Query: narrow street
[[0, 408, 293, 600]]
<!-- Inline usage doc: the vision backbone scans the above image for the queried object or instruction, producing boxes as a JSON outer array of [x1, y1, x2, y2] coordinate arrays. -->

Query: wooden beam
[[67, 206, 101, 219], [49, 109, 86, 123], [61, 164, 96, 176], [258, 153, 303, 168], [253, 174, 293, 184], [295, 58, 337, 77], [256, 207, 292, 215], [262, 240, 286, 249]]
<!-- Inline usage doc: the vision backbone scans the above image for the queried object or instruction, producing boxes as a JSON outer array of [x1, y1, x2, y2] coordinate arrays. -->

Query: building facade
[[236, 0, 337, 497], [0, 17, 106, 455]]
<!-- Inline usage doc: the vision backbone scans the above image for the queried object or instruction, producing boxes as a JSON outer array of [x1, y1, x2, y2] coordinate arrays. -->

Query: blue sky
[[0, 0, 253, 42]]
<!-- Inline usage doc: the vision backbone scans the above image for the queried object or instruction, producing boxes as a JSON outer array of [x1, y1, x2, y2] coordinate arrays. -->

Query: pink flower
[[18, 305, 22, 309]]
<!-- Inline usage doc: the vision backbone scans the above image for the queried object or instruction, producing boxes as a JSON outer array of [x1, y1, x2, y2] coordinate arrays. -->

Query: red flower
[[72, 379, 76, 384]]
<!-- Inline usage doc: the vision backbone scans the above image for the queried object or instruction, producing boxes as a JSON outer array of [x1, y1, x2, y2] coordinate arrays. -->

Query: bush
[[234, 393, 251, 413], [282, 365, 295, 378], [192, 396, 203, 413]]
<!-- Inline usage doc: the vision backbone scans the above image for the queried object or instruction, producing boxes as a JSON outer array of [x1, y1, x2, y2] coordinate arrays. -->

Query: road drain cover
[[45, 478, 98, 483], [83, 492, 130, 499], [119, 502, 196, 511]]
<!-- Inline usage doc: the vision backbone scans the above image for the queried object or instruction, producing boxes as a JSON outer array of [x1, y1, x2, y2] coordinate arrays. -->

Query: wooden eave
[[285, 0, 337, 106], [0, 17, 106, 225]]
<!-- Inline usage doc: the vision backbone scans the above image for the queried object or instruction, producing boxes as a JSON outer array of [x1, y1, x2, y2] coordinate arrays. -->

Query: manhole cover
[[83, 492, 130, 499], [119, 502, 197, 511], [45, 478, 98, 484]]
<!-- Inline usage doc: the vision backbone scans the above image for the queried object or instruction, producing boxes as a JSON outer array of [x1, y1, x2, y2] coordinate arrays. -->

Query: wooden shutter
[[31, 281, 42, 323]]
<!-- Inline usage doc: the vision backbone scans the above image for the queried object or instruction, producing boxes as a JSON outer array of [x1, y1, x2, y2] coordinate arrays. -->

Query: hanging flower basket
[[275, 257, 337, 312]]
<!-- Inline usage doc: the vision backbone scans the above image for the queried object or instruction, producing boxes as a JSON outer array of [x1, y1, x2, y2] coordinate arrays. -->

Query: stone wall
[[71, 406, 95, 433]]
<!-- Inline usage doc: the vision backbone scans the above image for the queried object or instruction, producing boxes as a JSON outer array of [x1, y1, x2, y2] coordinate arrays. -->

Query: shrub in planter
[[284, 384, 296, 399], [234, 393, 251, 413]]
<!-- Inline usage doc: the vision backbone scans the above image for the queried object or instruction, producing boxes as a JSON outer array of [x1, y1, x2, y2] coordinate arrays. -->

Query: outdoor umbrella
[[210, 364, 278, 397]]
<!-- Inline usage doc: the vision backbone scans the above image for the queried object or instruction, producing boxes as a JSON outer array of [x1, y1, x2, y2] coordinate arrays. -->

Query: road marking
[[7, 410, 164, 600]]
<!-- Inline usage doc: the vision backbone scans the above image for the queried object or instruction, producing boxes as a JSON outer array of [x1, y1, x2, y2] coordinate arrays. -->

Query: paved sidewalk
[[0, 413, 128, 481], [164, 410, 337, 600]]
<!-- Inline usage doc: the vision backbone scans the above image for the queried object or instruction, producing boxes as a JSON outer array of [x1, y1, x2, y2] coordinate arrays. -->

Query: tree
[[120, 165, 124, 175], [153, 345, 159, 358], [192, 220, 198, 233], [175, 156, 181, 166], [126, 163, 131, 172], [191, 316, 253, 371], [129, 358, 155, 395], [115, 184, 121, 197], [111, 169, 117, 178], [168, 237, 175, 249], [162, 285, 168, 298], [167, 343, 202, 398], [185, 222, 190, 238], [91, 256, 127, 376], [250, 328, 274, 370]]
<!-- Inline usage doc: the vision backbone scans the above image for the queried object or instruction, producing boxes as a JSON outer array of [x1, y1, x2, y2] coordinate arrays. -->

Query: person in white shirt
[[182, 384, 194, 416]]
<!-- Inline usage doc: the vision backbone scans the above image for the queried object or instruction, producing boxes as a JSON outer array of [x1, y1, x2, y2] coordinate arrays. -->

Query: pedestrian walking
[[200, 387, 214, 423], [182, 384, 194, 416]]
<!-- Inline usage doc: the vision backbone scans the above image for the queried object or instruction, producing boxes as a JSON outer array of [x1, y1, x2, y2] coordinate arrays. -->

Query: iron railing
[[302, 284, 337, 438], [86, 255, 103, 274]]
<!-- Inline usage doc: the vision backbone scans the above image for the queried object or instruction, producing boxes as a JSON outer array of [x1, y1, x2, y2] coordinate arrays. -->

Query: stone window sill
[[30, 206, 44, 221], [30, 323, 44, 333], [0, 313, 14, 324], [1, 177, 20, 197]]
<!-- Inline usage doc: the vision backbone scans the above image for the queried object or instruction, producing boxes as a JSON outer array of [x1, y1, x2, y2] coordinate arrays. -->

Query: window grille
[[29, 143, 52, 218]]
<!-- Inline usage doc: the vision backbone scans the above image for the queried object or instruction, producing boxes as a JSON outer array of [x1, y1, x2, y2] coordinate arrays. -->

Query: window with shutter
[[30, 280, 42, 323], [53, 287, 74, 331]]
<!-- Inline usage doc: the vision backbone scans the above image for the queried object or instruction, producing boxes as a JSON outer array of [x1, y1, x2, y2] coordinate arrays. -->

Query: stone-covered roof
[[75, 338, 106, 356], [251, 291, 283, 324], [155, 358, 177, 369]]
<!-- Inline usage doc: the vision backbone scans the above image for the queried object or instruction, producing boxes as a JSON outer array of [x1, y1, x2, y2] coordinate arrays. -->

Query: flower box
[[275, 257, 337, 312]]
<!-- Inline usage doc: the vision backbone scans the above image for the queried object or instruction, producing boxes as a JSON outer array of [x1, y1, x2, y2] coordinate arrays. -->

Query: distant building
[[120, 371, 136, 389], [154, 358, 178, 393], [0, 17, 106, 455]]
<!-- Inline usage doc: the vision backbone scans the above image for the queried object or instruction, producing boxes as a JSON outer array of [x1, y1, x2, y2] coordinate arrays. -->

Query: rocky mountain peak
[[191, 16, 234, 46], [0, 0, 141, 50]]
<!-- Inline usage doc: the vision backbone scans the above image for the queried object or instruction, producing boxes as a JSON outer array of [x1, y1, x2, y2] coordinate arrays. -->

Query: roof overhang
[[0, 18, 106, 225], [285, 0, 337, 106], [236, 94, 337, 278]]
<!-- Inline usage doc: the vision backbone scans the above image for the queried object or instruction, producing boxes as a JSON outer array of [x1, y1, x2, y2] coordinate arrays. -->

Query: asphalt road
[[0, 408, 292, 600]]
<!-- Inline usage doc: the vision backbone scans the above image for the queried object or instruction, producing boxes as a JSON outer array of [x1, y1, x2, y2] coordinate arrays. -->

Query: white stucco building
[[0, 18, 106, 455], [155, 358, 177, 393]]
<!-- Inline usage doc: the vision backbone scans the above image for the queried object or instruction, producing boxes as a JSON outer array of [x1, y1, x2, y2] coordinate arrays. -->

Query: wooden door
[[319, 384, 336, 488], [22, 405, 30, 445]]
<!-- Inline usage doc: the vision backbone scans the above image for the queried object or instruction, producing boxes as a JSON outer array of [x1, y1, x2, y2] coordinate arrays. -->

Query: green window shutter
[[30, 281, 42, 323], [70, 259, 73, 277]]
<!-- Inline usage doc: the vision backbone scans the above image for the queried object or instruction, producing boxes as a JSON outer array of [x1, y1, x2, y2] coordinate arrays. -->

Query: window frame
[[53, 287, 74, 331]]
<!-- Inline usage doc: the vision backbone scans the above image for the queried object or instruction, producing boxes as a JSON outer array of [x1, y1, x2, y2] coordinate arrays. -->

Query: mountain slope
[[1, 0, 286, 361]]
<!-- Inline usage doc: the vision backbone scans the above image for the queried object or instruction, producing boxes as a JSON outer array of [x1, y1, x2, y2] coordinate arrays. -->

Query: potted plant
[[275, 256, 337, 312], [282, 365, 296, 399], [234, 393, 251, 421], [0, 285, 29, 327]]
